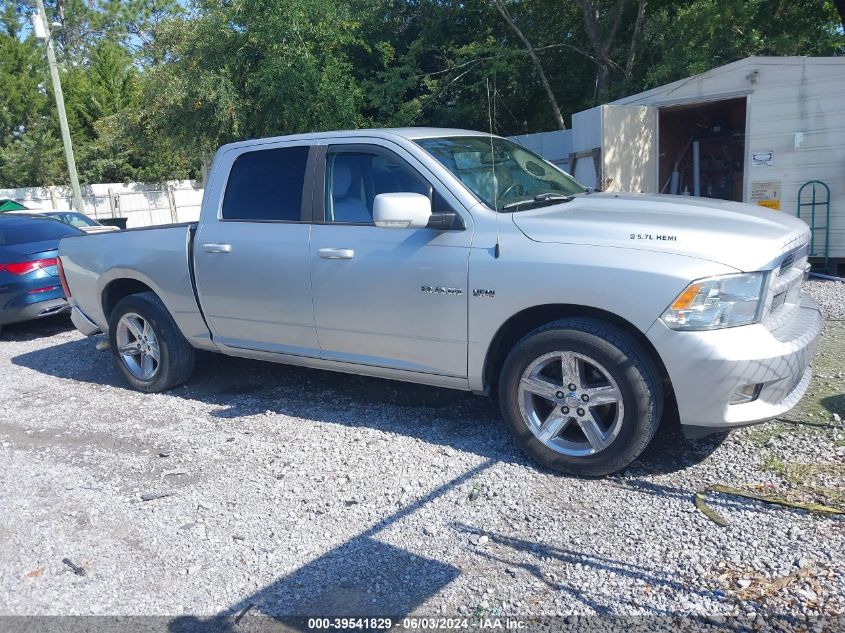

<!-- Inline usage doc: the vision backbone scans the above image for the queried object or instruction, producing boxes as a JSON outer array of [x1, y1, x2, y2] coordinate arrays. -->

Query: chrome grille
[[763, 243, 808, 329]]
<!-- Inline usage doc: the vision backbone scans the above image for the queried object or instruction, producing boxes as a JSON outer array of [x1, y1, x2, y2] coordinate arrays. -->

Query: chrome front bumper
[[647, 294, 822, 431], [70, 305, 102, 336]]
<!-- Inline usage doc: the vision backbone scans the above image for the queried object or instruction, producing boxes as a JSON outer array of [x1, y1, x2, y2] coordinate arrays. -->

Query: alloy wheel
[[517, 350, 624, 456], [115, 312, 160, 381]]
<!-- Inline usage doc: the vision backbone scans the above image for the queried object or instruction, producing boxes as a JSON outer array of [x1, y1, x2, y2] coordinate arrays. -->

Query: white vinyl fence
[[0, 180, 204, 229]]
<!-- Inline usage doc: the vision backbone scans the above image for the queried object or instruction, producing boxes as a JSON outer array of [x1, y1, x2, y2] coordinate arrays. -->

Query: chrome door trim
[[202, 243, 232, 253], [318, 248, 355, 259]]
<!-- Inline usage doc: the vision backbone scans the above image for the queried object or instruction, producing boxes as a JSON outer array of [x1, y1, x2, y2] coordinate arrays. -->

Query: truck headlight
[[661, 272, 766, 330]]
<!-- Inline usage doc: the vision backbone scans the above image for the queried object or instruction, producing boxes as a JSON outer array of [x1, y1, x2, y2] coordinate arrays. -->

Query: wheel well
[[102, 279, 154, 320], [482, 304, 674, 400]]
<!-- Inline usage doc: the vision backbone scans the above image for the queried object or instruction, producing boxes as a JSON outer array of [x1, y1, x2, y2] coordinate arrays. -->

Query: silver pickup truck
[[58, 128, 821, 475]]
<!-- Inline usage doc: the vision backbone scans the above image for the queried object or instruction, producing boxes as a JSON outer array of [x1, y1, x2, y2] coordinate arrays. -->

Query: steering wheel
[[500, 183, 525, 200]]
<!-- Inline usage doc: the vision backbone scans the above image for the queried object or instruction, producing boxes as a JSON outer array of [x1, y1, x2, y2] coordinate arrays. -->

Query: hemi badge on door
[[473, 289, 495, 298]]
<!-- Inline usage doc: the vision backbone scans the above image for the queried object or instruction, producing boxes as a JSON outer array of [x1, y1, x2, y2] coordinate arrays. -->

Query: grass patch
[[761, 458, 845, 507], [746, 423, 791, 446], [762, 455, 786, 475]]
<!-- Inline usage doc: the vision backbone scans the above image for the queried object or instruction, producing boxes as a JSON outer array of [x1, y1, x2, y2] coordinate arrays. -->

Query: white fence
[[0, 180, 204, 228]]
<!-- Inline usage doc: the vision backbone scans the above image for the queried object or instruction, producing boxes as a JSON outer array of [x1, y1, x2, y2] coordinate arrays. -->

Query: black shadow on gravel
[[451, 523, 723, 615], [820, 393, 844, 418], [168, 461, 493, 632], [14, 338, 725, 473], [0, 313, 74, 341], [604, 478, 820, 520]]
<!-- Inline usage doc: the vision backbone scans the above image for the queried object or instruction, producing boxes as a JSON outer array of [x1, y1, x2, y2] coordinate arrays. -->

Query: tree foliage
[[0, 0, 842, 187]]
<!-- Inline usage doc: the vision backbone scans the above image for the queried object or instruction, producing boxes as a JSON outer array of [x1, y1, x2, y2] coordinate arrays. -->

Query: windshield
[[415, 136, 585, 211], [45, 212, 99, 227]]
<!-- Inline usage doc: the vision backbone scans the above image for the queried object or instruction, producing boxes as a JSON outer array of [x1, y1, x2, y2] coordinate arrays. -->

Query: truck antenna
[[487, 78, 501, 259]]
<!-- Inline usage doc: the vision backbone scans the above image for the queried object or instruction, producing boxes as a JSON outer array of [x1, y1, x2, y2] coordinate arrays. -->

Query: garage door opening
[[658, 97, 747, 202]]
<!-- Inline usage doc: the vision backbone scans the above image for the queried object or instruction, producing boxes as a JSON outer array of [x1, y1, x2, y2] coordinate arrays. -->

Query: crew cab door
[[193, 141, 320, 356], [309, 141, 472, 377]]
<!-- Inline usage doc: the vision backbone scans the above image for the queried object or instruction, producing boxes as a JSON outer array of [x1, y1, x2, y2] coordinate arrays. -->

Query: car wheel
[[108, 291, 196, 393], [499, 318, 663, 477]]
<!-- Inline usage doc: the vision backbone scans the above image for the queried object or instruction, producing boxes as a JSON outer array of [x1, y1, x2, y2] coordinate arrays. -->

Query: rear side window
[[221, 146, 310, 221], [0, 218, 81, 245]]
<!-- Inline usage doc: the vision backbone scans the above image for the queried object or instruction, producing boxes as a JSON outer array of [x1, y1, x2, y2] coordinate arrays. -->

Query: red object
[[0, 257, 57, 276], [28, 285, 61, 294], [57, 257, 71, 298]]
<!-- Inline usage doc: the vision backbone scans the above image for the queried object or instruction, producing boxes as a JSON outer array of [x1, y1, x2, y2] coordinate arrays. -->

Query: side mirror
[[373, 192, 432, 229]]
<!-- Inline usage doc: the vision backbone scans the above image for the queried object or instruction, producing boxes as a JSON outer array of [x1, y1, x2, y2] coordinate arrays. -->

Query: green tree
[[0, 118, 67, 186], [129, 0, 364, 161], [636, 0, 845, 90]]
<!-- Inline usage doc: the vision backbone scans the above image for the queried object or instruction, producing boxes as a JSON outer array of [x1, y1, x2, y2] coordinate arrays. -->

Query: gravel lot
[[1, 281, 843, 625], [805, 277, 845, 319]]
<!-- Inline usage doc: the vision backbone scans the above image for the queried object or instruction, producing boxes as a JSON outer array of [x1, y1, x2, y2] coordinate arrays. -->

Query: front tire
[[108, 292, 196, 392], [499, 318, 662, 476]]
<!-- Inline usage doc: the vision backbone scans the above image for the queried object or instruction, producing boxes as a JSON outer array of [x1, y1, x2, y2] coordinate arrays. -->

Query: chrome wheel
[[115, 312, 160, 381], [517, 351, 624, 456]]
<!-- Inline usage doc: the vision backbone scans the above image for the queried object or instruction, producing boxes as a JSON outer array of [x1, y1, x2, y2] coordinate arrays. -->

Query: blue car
[[0, 214, 84, 333]]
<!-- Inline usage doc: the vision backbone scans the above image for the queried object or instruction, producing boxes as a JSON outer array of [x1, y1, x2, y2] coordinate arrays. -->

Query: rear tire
[[498, 318, 662, 477], [108, 292, 195, 392]]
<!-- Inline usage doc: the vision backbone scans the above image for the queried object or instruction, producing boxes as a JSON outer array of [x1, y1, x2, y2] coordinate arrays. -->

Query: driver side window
[[325, 151, 430, 224]]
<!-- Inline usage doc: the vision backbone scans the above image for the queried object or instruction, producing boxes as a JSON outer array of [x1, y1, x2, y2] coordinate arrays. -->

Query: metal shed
[[569, 56, 845, 271]]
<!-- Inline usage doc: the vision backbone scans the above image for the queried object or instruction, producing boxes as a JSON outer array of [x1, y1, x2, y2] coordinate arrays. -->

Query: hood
[[510, 193, 809, 272]]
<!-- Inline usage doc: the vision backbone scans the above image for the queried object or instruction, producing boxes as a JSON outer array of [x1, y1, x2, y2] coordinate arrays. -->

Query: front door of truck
[[308, 142, 472, 377], [193, 141, 320, 356]]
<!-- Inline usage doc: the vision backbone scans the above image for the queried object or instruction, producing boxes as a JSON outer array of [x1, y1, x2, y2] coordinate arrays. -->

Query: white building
[[569, 56, 845, 271]]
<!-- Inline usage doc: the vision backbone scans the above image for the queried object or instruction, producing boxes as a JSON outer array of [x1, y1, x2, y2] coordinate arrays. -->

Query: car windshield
[[46, 212, 99, 227], [0, 218, 82, 245], [415, 136, 585, 211]]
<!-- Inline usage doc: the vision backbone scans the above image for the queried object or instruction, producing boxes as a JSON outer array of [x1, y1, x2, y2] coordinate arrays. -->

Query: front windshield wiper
[[501, 193, 574, 210]]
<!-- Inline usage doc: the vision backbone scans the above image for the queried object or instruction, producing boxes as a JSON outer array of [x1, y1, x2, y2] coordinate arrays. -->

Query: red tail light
[[57, 257, 72, 298], [0, 257, 58, 276]]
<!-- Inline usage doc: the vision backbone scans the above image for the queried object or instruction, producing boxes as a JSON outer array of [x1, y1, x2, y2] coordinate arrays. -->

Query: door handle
[[202, 243, 232, 253], [319, 248, 355, 260]]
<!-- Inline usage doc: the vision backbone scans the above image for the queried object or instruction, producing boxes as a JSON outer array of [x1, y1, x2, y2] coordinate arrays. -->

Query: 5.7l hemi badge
[[630, 233, 677, 241]]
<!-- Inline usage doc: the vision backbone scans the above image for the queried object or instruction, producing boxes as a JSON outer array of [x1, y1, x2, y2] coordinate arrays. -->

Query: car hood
[[510, 193, 809, 271]]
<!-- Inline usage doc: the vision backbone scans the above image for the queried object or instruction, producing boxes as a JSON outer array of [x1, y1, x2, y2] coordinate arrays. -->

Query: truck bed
[[58, 223, 214, 348]]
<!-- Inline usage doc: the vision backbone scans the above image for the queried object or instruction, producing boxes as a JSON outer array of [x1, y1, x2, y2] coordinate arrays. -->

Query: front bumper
[[647, 293, 822, 431]]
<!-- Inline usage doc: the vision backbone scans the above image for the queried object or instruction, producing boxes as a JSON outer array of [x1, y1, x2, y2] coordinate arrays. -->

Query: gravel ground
[[805, 277, 845, 319], [1, 282, 843, 625]]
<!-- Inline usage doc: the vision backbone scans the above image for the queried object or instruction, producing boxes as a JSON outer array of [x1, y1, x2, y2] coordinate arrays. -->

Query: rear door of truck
[[192, 139, 320, 356]]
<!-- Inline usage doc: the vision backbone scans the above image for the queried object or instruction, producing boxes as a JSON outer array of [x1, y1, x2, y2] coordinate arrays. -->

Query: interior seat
[[331, 161, 371, 223]]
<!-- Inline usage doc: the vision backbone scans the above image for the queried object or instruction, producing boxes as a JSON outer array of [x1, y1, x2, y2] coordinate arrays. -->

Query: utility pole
[[32, 0, 84, 213]]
